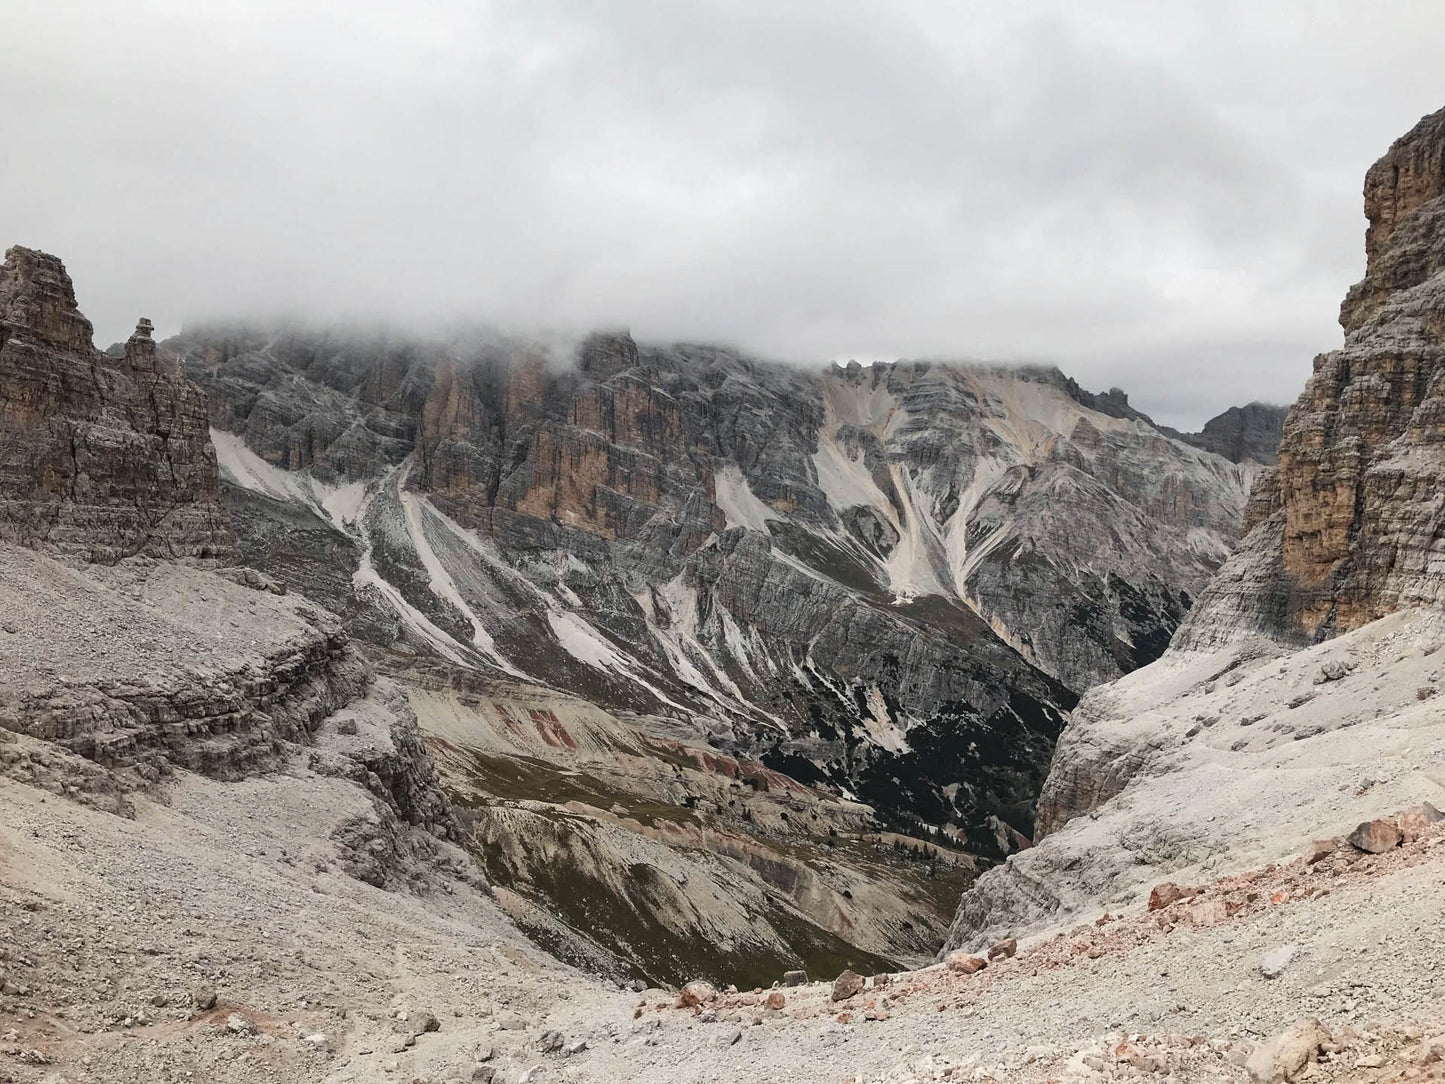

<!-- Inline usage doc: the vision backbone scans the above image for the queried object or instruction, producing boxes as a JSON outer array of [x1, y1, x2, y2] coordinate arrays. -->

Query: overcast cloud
[[5, 1, 1445, 426]]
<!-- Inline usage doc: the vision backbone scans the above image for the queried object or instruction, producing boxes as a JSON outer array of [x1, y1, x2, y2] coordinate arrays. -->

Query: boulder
[[676, 981, 717, 1009], [1348, 818, 1402, 854], [782, 969, 808, 987], [1245, 1018, 1331, 1083], [945, 952, 987, 975], [1397, 802, 1445, 842], [831, 970, 864, 1001], [1305, 839, 1338, 864], [987, 938, 1018, 960], [1147, 882, 1197, 910]]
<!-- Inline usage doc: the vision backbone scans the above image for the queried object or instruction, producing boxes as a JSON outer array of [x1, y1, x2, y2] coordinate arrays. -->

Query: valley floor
[[2, 749, 1443, 1084]]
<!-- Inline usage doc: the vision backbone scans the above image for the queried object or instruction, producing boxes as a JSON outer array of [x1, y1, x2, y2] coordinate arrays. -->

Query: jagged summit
[[0, 246, 234, 562], [0, 244, 96, 352], [1180, 103, 1445, 646], [943, 104, 1445, 977]]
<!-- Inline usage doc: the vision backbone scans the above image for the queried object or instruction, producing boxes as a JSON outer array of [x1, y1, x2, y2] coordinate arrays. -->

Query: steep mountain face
[[167, 327, 1260, 854], [0, 248, 461, 901], [1178, 402, 1289, 466], [0, 246, 233, 562], [942, 105, 1445, 956], [1181, 105, 1445, 649]]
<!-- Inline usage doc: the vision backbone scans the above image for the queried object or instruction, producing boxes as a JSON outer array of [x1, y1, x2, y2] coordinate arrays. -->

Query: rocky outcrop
[[1182, 105, 1445, 647], [0, 247, 233, 562], [0, 543, 368, 806], [943, 106, 1445, 956], [1180, 403, 1289, 466], [169, 327, 1263, 858]]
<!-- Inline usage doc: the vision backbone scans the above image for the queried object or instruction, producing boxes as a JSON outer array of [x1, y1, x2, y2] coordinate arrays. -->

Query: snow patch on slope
[[714, 463, 779, 532]]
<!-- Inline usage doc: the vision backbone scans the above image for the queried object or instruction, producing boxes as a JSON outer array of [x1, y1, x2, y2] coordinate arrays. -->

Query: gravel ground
[[2, 755, 1444, 1084]]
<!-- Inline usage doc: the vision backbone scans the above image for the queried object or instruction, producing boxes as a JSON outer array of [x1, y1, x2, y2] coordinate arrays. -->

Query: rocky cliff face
[[1181, 105, 1445, 649], [163, 325, 1263, 857], [0, 247, 462, 903], [942, 105, 1445, 955], [1179, 402, 1289, 466], [0, 247, 233, 562]]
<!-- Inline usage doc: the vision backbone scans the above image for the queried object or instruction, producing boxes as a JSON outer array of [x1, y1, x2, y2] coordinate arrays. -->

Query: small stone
[[1305, 839, 1338, 864], [831, 970, 865, 1001], [1246, 1018, 1330, 1083], [1313, 661, 1348, 685], [1348, 818, 1402, 854], [1148, 882, 1197, 910], [225, 1013, 254, 1036], [719, 1027, 742, 1047], [987, 938, 1018, 961], [1259, 945, 1298, 979], [763, 991, 785, 1011], [782, 970, 807, 987], [945, 952, 987, 975], [194, 987, 217, 1011], [563, 1039, 587, 1056], [470, 1067, 496, 1083], [676, 981, 717, 1009], [302, 1033, 328, 1047], [336, 718, 359, 736], [536, 1029, 563, 1053], [150, 994, 168, 1008]]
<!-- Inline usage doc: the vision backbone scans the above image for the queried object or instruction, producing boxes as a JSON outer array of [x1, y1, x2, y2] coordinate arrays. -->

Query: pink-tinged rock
[[676, 981, 717, 1009], [945, 952, 987, 975], [831, 970, 864, 1002], [1245, 1018, 1331, 1083], [1148, 882, 1198, 910], [1187, 898, 1228, 927], [1348, 818, 1402, 854], [1396, 802, 1445, 842], [763, 991, 785, 1011], [987, 938, 1018, 961], [1305, 839, 1338, 864]]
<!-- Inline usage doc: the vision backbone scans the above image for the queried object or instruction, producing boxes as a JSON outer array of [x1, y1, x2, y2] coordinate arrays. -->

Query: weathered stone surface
[[1245, 1018, 1331, 1083], [945, 951, 987, 974], [677, 981, 717, 1009], [1147, 883, 1197, 911], [830, 970, 864, 1001], [0, 247, 233, 562], [1181, 105, 1445, 647], [1397, 801, 1445, 841], [986, 937, 1017, 960], [1347, 817, 1402, 853], [169, 323, 1264, 854]]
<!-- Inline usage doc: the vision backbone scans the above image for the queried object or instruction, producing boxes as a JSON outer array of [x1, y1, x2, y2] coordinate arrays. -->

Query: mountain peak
[[0, 245, 95, 353]]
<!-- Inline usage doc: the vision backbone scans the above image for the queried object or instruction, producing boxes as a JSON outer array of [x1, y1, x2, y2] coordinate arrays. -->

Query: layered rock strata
[[943, 105, 1445, 955], [0, 246, 233, 562], [1180, 105, 1445, 648]]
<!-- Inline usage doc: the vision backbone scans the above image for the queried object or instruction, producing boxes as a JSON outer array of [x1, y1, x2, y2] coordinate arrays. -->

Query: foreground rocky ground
[[2, 748, 1442, 1083]]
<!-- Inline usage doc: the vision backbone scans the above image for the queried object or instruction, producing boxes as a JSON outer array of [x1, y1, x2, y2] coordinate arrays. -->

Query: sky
[[5, 1, 1445, 428]]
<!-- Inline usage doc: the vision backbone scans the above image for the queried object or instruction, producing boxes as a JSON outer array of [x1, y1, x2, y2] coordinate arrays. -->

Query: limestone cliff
[[942, 105, 1445, 956], [1181, 105, 1445, 648], [0, 246, 233, 562], [161, 324, 1266, 858]]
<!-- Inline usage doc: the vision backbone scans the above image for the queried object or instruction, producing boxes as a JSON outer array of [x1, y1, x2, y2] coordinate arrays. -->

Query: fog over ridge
[[6, 0, 1445, 427]]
